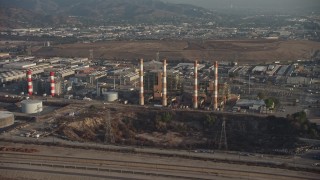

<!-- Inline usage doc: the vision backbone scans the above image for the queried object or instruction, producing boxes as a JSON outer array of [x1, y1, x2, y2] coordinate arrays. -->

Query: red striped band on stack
[[139, 59, 144, 106], [27, 70, 33, 96], [162, 59, 167, 107], [193, 60, 198, 109], [50, 71, 55, 97], [214, 61, 218, 110]]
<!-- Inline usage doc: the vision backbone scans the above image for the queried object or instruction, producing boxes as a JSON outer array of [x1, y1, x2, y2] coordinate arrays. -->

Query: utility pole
[[219, 117, 228, 150]]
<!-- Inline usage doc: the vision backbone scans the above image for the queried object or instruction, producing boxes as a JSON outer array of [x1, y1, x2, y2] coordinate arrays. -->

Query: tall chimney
[[139, 59, 144, 106], [50, 72, 55, 97], [214, 61, 218, 110], [193, 60, 198, 109], [162, 59, 167, 106], [27, 70, 33, 96]]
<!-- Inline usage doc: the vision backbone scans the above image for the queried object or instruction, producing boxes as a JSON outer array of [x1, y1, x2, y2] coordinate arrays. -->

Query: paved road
[[0, 141, 320, 180]]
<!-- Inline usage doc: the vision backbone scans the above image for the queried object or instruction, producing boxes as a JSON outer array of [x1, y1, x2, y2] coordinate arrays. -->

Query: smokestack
[[50, 72, 55, 97], [214, 61, 218, 110], [27, 70, 33, 96], [139, 59, 144, 106], [193, 60, 198, 109], [162, 59, 167, 106]]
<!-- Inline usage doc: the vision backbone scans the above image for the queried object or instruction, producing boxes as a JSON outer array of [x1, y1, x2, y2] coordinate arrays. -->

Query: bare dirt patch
[[35, 40, 320, 64]]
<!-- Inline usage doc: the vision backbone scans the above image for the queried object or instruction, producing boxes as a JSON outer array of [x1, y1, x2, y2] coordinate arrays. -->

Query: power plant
[[136, 59, 229, 110]]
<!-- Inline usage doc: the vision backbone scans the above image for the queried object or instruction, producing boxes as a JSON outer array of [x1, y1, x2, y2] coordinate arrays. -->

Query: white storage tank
[[0, 111, 14, 128], [21, 100, 43, 114], [103, 92, 118, 102]]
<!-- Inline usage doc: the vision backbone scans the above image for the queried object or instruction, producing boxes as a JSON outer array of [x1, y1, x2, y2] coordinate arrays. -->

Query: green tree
[[205, 115, 216, 126], [161, 112, 172, 123], [269, 97, 280, 107], [293, 111, 307, 124], [265, 98, 274, 109]]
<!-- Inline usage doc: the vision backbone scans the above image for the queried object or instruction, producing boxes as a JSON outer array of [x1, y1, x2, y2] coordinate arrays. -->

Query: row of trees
[[257, 92, 280, 109]]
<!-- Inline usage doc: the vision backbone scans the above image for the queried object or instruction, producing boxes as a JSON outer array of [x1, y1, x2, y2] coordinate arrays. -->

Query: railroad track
[[0, 152, 318, 180]]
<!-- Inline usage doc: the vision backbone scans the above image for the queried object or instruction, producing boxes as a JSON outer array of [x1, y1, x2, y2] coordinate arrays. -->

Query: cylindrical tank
[[103, 92, 118, 102], [21, 100, 43, 114], [0, 111, 14, 128]]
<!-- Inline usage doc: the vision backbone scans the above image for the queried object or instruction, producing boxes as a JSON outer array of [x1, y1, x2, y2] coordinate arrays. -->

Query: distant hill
[[0, 0, 212, 29]]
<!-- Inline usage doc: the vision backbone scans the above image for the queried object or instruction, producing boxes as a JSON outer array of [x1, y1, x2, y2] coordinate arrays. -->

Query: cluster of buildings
[[0, 55, 232, 111], [229, 62, 320, 89], [0, 53, 319, 116], [1, 13, 318, 41]]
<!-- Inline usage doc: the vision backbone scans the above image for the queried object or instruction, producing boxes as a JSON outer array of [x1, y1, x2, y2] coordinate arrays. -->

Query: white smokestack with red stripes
[[214, 61, 218, 110], [162, 59, 167, 107], [193, 60, 198, 109], [50, 71, 55, 97], [27, 70, 33, 96], [139, 59, 144, 106]]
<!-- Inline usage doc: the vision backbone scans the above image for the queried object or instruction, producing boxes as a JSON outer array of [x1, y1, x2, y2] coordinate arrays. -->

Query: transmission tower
[[219, 117, 228, 150], [104, 110, 115, 144]]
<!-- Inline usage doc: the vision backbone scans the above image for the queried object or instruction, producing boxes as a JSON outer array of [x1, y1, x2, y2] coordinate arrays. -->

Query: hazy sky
[[162, 0, 320, 11]]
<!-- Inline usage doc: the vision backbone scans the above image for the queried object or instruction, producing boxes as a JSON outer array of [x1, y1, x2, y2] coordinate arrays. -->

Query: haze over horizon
[[162, 0, 320, 12]]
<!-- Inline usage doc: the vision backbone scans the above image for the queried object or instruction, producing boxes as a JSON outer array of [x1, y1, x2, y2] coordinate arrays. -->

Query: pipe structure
[[27, 70, 33, 96], [214, 61, 218, 110], [139, 59, 144, 106], [162, 59, 167, 106], [50, 71, 55, 97], [193, 60, 198, 109]]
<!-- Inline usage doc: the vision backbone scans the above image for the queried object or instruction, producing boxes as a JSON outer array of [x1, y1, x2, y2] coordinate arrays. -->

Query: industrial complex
[[0, 54, 318, 121], [0, 54, 319, 180], [1, 0, 320, 179]]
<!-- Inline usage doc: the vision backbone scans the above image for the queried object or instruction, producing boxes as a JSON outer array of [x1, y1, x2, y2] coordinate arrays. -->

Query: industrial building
[[21, 77, 63, 96], [144, 60, 163, 71], [286, 77, 313, 85], [173, 63, 205, 71], [252, 66, 267, 74], [0, 71, 25, 83], [0, 63, 52, 83], [139, 59, 227, 110], [0, 111, 14, 128], [75, 68, 107, 85], [3, 62, 36, 69], [266, 65, 281, 76], [144, 70, 181, 101], [277, 65, 289, 76], [234, 99, 266, 112]]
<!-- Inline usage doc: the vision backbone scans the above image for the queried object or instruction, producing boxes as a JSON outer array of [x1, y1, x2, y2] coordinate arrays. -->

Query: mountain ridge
[[0, 0, 212, 29]]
